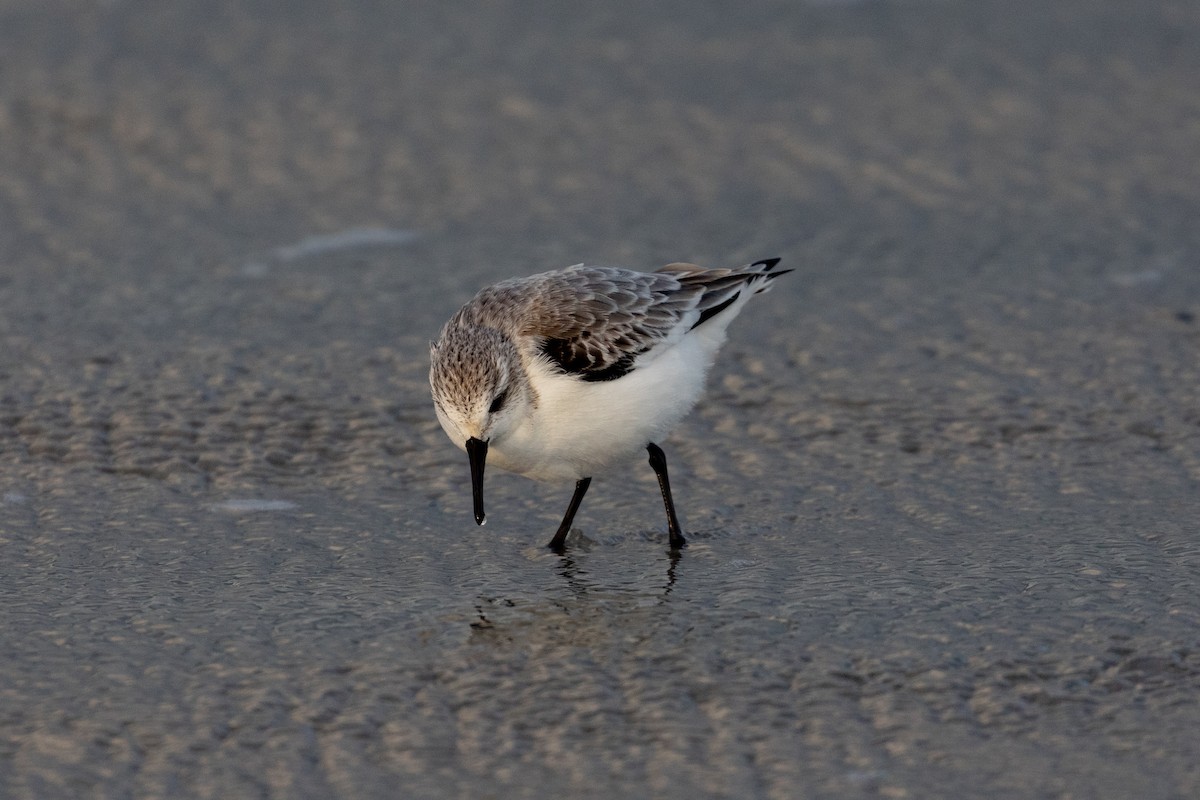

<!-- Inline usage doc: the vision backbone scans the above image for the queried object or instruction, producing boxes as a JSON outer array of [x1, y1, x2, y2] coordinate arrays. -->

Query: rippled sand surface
[[2, 1, 1198, 797]]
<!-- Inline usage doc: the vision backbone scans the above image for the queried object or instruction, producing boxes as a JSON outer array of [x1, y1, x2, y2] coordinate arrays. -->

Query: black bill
[[465, 436, 488, 525]]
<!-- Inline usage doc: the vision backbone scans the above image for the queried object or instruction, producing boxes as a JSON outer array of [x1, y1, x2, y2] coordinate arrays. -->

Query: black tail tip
[[751, 257, 782, 270]]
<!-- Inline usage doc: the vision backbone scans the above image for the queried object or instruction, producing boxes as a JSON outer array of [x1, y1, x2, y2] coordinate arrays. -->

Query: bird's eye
[[488, 389, 509, 414]]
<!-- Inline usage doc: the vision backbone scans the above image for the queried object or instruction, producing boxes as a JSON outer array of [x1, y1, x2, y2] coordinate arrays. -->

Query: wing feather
[[448, 260, 785, 381]]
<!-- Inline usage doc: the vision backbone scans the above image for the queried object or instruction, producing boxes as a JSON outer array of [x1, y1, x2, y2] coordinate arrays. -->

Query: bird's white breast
[[488, 325, 730, 482]]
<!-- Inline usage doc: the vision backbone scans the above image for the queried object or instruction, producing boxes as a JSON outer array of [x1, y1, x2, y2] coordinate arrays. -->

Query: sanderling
[[429, 258, 790, 551]]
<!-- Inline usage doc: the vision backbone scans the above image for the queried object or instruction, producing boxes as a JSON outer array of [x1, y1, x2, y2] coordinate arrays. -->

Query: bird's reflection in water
[[468, 533, 689, 642], [554, 538, 683, 604]]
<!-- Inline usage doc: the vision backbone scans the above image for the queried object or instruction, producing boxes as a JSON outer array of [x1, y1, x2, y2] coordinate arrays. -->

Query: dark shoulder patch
[[579, 353, 637, 382], [541, 338, 638, 382]]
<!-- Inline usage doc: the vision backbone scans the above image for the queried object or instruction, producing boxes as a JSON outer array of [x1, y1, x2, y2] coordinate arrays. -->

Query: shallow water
[[3, 475, 1197, 798], [2, 0, 1199, 797]]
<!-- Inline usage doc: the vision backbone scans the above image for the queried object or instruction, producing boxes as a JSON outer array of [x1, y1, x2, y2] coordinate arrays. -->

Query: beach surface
[[1, 1, 1198, 797]]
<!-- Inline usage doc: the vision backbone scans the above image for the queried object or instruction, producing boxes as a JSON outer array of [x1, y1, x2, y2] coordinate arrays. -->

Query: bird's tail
[[658, 258, 790, 330]]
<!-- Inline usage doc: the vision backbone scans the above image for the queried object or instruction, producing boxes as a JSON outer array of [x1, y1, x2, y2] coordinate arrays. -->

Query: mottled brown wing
[[453, 260, 787, 382], [526, 267, 707, 381], [457, 266, 704, 382]]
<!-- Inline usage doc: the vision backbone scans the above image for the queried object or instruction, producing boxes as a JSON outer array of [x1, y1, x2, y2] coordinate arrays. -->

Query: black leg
[[647, 443, 687, 549], [548, 477, 592, 552]]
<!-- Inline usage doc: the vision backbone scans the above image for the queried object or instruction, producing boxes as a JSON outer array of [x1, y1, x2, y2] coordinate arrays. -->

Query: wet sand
[[2, 0, 1198, 797]]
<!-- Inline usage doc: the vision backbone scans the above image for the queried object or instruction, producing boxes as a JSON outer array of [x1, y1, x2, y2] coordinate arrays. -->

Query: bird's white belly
[[489, 333, 720, 482]]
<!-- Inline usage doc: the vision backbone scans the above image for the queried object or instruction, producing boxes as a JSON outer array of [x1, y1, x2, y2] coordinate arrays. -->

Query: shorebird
[[429, 258, 789, 551]]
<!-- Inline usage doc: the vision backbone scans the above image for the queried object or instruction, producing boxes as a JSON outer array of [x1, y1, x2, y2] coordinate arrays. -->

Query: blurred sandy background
[[1, 1, 1198, 797]]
